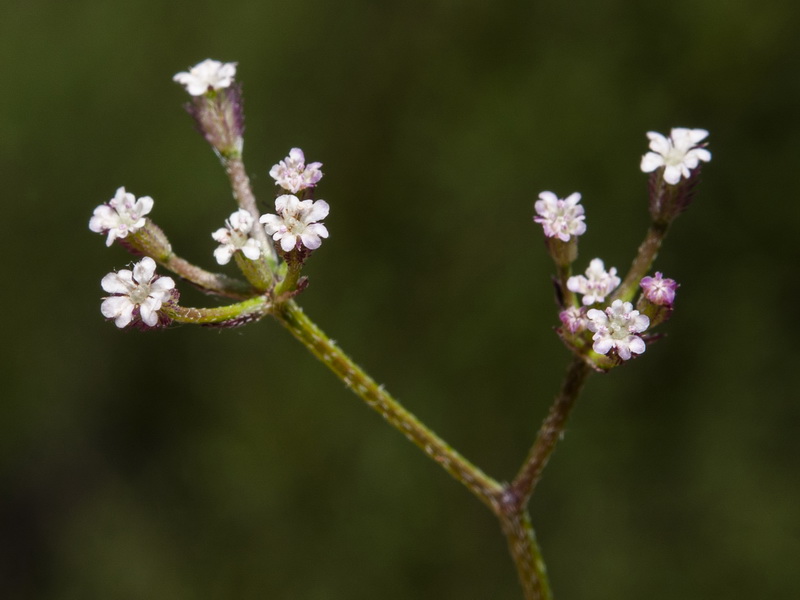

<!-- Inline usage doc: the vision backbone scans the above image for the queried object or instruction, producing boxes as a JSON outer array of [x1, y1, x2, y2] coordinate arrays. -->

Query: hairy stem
[[497, 500, 553, 600], [273, 300, 503, 510], [274, 299, 565, 599], [512, 356, 592, 505], [168, 295, 271, 325], [225, 157, 277, 265], [610, 221, 669, 303], [162, 254, 256, 299]]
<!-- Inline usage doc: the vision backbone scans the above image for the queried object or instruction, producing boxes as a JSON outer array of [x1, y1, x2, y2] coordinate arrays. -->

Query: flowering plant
[[89, 59, 710, 599]]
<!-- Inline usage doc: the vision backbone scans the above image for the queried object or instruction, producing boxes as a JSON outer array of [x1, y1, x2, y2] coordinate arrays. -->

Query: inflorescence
[[533, 127, 710, 369], [90, 59, 710, 372]]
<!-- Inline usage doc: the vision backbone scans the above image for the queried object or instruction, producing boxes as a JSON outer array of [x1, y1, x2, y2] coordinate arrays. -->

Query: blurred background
[[1, 0, 798, 598]]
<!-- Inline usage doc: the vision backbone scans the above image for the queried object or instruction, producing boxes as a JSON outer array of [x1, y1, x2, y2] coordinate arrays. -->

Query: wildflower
[[640, 272, 678, 306], [559, 306, 587, 334], [567, 258, 621, 306], [89, 187, 154, 247], [640, 128, 711, 185], [100, 257, 176, 328], [269, 148, 323, 194], [212, 209, 262, 265], [260, 194, 329, 252], [586, 300, 649, 361], [173, 59, 237, 96], [533, 191, 587, 242]]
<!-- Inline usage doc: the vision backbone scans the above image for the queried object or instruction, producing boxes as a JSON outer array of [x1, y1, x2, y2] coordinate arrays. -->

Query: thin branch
[[273, 300, 504, 511], [512, 356, 592, 506]]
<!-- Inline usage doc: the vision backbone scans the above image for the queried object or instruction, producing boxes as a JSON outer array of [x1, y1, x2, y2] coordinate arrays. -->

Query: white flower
[[567, 258, 621, 306], [640, 128, 711, 185], [586, 300, 649, 360], [89, 187, 154, 247], [269, 148, 323, 194], [260, 194, 329, 252], [211, 209, 262, 265], [100, 257, 175, 328], [533, 191, 587, 242], [173, 59, 237, 96]]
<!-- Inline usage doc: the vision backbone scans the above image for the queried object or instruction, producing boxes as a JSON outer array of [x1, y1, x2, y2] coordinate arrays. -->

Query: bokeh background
[[2, 0, 798, 598]]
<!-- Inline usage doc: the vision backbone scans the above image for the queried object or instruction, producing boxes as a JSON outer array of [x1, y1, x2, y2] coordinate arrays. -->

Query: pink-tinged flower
[[640, 128, 711, 185], [269, 148, 323, 194], [586, 300, 650, 361], [212, 209, 262, 265], [100, 257, 176, 328], [260, 194, 329, 252], [533, 191, 587, 242], [559, 306, 587, 333], [173, 59, 237, 96], [640, 272, 678, 306], [567, 258, 621, 306], [89, 187, 154, 247]]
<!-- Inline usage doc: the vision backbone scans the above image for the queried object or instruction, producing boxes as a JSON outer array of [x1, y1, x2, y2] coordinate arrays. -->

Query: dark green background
[[2, 0, 798, 598]]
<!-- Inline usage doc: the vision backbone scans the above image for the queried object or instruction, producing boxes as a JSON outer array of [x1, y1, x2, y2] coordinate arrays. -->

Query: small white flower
[[640, 128, 711, 185], [260, 194, 329, 253], [533, 191, 587, 242], [100, 257, 175, 328], [173, 59, 237, 96], [567, 258, 621, 306], [269, 148, 323, 194], [89, 187, 154, 247], [586, 299, 649, 360], [211, 209, 262, 265]]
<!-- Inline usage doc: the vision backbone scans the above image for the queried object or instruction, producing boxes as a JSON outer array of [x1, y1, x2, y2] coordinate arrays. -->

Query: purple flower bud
[[640, 272, 678, 306]]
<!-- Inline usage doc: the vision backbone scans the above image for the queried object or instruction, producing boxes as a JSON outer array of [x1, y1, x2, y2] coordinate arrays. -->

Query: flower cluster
[[531, 128, 709, 365], [567, 259, 621, 306], [586, 300, 649, 361], [533, 191, 586, 242], [90, 60, 333, 329], [173, 59, 237, 96], [270, 148, 324, 194], [100, 257, 176, 328], [640, 128, 711, 185], [89, 187, 153, 247], [90, 58, 704, 375], [212, 209, 262, 265], [261, 194, 330, 253]]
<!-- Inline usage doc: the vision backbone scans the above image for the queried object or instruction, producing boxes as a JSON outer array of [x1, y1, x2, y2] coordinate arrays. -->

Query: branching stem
[[273, 300, 503, 509], [272, 299, 580, 600]]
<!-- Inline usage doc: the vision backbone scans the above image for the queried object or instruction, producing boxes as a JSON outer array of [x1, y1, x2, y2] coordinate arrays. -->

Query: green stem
[[512, 356, 592, 505], [272, 300, 503, 510], [161, 254, 256, 299], [610, 221, 669, 304], [273, 257, 303, 299], [234, 252, 272, 292], [225, 156, 277, 266], [274, 299, 569, 599], [498, 504, 553, 600], [555, 263, 576, 308], [168, 295, 270, 325]]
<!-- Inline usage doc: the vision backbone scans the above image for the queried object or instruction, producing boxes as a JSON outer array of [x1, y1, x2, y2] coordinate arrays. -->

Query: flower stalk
[[513, 356, 592, 505], [611, 221, 669, 304], [225, 156, 277, 266], [273, 299, 504, 509], [167, 295, 271, 326], [91, 60, 713, 600]]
